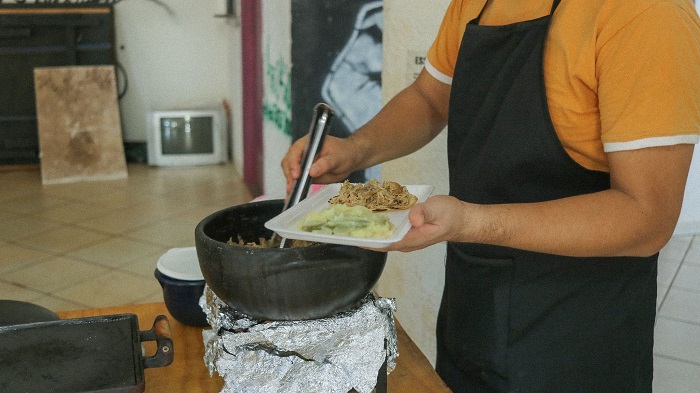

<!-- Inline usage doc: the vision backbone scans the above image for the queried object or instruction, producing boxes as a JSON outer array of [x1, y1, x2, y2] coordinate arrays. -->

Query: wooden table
[[57, 302, 451, 393]]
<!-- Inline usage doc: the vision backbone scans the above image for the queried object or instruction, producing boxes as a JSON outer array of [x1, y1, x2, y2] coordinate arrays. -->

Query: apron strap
[[476, 0, 562, 25], [551, 0, 562, 13]]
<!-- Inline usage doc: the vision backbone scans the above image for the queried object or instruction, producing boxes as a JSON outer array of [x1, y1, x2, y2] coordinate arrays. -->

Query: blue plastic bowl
[[154, 248, 208, 327]]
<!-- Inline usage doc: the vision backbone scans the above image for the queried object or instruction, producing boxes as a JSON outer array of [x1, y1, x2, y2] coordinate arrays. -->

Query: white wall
[[113, 0, 245, 172], [374, 0, 452, 366]]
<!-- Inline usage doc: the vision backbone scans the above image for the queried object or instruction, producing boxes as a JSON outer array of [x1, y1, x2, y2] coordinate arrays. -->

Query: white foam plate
[[265, 183, 434, 248]]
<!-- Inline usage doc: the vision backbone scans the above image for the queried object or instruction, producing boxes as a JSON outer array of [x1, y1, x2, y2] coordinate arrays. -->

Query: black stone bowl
[[194, 199, 387, 321]]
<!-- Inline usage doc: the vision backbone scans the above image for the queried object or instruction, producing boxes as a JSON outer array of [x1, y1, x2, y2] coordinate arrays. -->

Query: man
[[282, 0, 700, 391]]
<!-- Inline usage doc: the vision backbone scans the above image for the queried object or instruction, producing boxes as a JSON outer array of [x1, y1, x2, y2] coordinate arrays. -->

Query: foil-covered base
[[201, 287, 397, 393]]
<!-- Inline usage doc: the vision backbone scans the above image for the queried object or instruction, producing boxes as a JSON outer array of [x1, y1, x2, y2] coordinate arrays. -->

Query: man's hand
[[281, 134, 363, 193], [374, 195, 478, 252]]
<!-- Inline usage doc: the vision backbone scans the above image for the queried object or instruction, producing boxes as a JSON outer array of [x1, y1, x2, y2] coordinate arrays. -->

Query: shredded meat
[[328, 179, 418, 211], [226, 235, 316, 248]]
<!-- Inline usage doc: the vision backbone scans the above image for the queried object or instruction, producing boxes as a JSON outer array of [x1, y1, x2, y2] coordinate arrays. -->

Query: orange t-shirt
[[426, 0, 700, 172]]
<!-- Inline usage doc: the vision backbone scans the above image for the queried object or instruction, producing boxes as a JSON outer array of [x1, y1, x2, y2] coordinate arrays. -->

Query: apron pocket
[[440, 243, 514, 379]]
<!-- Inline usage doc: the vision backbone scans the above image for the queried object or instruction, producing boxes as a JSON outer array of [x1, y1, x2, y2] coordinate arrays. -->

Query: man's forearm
[[467, 189, 679, 258]]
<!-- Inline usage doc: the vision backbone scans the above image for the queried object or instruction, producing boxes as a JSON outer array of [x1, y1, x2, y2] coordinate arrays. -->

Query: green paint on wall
[[263, 39, 292, 136]]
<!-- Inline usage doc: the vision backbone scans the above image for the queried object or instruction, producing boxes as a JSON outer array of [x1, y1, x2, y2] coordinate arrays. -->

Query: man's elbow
[[630, 217, 679, 257]]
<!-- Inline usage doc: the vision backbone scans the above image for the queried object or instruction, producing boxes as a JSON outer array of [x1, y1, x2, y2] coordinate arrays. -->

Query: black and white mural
[[291, 0, 383, 183]]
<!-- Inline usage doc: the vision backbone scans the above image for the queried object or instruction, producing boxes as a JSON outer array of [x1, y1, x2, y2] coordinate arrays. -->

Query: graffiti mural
[[291, 0, 383, 183], [263, 39, 292, 136]]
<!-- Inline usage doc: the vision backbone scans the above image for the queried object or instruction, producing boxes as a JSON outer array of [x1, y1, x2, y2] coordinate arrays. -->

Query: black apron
[[436, 1, 658, 392]]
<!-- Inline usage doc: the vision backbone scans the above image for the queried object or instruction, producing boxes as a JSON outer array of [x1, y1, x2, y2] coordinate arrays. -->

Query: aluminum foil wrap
[[200, 287, 397, 393]]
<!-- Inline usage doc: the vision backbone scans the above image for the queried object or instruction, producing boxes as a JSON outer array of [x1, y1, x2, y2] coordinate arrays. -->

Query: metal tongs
[[273, 103, 335, 248]]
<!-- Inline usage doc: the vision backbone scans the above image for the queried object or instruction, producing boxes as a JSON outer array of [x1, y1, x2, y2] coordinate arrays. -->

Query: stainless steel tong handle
[[283, 103, 335, 212], [277, 103, 335, 248]]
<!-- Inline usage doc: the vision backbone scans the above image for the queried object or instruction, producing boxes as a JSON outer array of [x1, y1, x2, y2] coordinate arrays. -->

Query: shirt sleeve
[[598, 1, 700, 152], [425, 0, 468, 85]]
